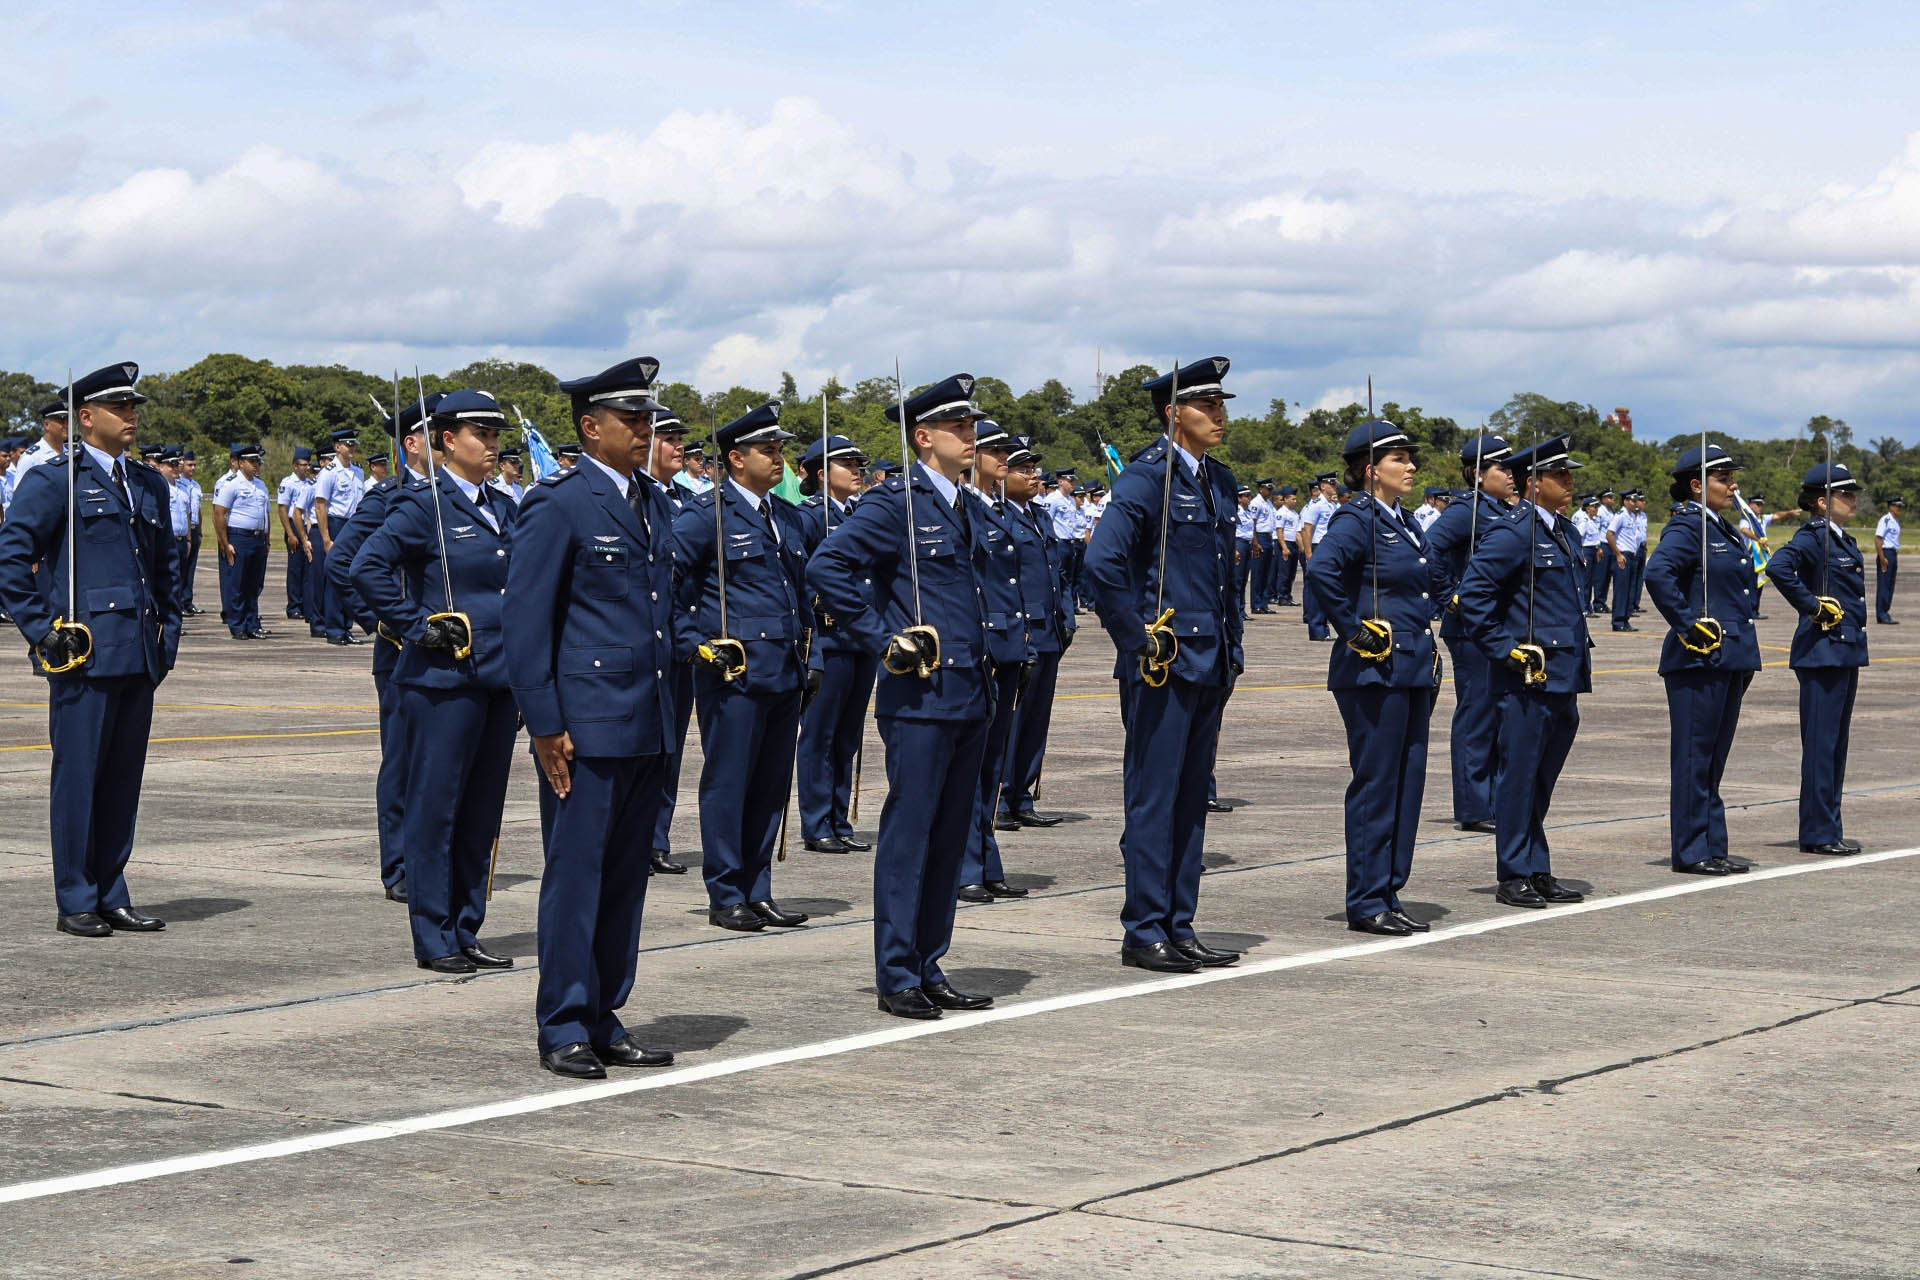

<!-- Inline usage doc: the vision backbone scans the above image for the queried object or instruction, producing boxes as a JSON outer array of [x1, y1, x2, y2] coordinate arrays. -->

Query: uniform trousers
[[1332, 684, 1433, 922], [1303, 550, 1331, 638], [796, 650, 877, 842], [1663, 669, 1752, 867], [1442, 637, 1498, 823], [1275, 543, 1298, 603], [1877, 547, 1898, 621], [1233, 541, 1255, 614], [534, 753, 664, 1054], [222, 528, 267, 636], [305, 524, 330, 636], [694, 678, 802, 907], [650, 662, 695, 854], [1633, 546, 1649, 611], [285, 543, 307, 616], [48, 675, 155, 916], [1253, 531, 1276, 606], [173, 537, 192, 604], [960, 662, 1023, 887], [1611, 556, 1636, 627], [875, 713, 988, 992], [1796, 666, 1858, 846], [999, 648, 1061, 816], [398, 684, 518, 962], [1588, 546, 1611, 612], [371, 665, 407, 889], [184, 522, 201, 608], [1117, 669, 1227, 947], [1492, 688, 1578, 882]]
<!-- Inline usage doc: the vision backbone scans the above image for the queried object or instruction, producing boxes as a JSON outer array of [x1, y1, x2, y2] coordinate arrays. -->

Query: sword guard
[[1679, 616, 1724, 655], [1139, 607, 1178, 687], [1812, 596, 1844, 631], [377, 621, 404, 650], [1345, 617, 1394, 662], [883, 625, 941, 678], [36, 618, 93, 674], [698, 637, 749, 682], [425, 611, 474, 660], [1509, 642, 1548, 685]]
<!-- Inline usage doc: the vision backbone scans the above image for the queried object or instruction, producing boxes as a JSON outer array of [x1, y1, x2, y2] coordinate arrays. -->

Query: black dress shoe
[[1495, 879, 1549, 908], [419, 954, 477, 973], [1800, 841, 1853, 855], [1012, 809, 1062, 828], [709, 904, 766, 932], [343, 632, 367, 644], [984, 880, 1029, 898], [1528, 873, 1584, 903], [57, 912, 113, 938], [1205, 799, 1235, 813], [1120, 941, 1202, 972], [1347, 911, 1414, 936], [837, 833, 872, 851], [749, 899, 809, 927], [594, 1034, 674, 1068], [100, 906, 166, 931], [650, 849, 687, 874], [1674, 857, 1736, 876], [1387, 909, 1430, 933], [803, 835, 851, 854], [877, 987, 941, 1019], [385, 878, 408, 903], [326, 635, 351, 645], [286, 609, 303, 619], [1171, 936, 1240, 966], [957, 883, 995, 903], [1878, 618, 1900, 625], [1456, 819, 1497, 834], [541, 1042, 606, 1079], [1838, 837, 1863, 853], [246, 628, 273, 639], [462, 942, 514, 968], [1612, 623, 1636, 632], [994, 812, 1023, 831], [923, 980, 993, 1010]]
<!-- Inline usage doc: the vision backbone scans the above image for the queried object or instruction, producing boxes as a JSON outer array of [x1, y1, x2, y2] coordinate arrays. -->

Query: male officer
[[866, 458, 895, 491], [1413, 485, 1448, 532], [1607, 490, 1648, 630], [212, 443, 273, 640], [158, 447, 193, 588], [1589, 489, 1618, 614], [1233, 486, 1259, 618], [1456, 435, 1590, 908], [955, 419, 1034, 903], [674, 439, 714, 495], [556, 442, 581, 470], [996, 435, 1073, 831], [329, 400, 436, 902], [808, 373, 998, 1019], [1577, 494, 1607, 615], [0, 362, 181, 936], [489, 446, 525, 506], [631, 408, 694, 876], [795, 431, 877, 855], [505, 357, 679, 1079], [179, 450, 204, 614], [311, 427, 367, 645], [1297, 473, 1339, 639], [1272, 485, 1302, 605], [1426, 434, 1514, 833], [1875, 497, 1903, 624], [673, 402, 815, 933], [11, 399, 69, 490], [1084, 357, 1244, 975], [366, 452, 390, 483], [1038, 468, 1082, 611], [278, 447, 315, 620], [1248, 480, 1277, 611]]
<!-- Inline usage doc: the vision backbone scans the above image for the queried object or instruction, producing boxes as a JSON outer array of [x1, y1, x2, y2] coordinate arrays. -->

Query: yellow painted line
[[0, 727, 376, 754]]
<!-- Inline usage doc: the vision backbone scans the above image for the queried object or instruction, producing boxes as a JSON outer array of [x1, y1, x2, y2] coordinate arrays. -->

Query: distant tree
[[778, 371, 800, 401]]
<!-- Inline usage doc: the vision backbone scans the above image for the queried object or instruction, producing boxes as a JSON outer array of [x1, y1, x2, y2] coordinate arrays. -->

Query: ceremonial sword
[[38, 371, 92, 674], [698, 413, 747, 683], [883, 359, 939, 678], [1814, 427, 1843, 631], [1139, 357, 1179, 687], [1681, 424, 1724, 655]]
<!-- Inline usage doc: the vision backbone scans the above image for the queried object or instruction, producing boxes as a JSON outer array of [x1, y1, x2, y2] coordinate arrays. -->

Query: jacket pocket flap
[[85, 586, 137, 614], [560, 646, 633, 675]]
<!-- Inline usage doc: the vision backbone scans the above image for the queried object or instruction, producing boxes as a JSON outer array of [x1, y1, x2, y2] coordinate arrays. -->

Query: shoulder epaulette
[[537, 467, 582, 487]]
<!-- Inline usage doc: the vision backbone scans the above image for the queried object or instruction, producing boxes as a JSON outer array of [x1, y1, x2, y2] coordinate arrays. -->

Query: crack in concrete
[[0, 1073, 228, 1111]]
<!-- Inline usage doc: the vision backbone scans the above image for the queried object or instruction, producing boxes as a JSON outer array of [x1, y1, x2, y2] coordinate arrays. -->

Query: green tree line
[[4, 357, 1913, 526]]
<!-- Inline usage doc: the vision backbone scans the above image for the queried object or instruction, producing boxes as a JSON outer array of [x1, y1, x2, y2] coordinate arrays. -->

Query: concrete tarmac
[[1, 567, 1916, 1278]]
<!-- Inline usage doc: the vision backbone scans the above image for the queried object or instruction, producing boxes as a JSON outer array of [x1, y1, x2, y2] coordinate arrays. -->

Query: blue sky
[[8, 1, 1920, 440]]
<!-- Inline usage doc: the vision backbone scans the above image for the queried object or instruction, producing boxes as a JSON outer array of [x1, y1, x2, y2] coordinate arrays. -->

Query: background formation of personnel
[[0, 359, 1897, 1071]]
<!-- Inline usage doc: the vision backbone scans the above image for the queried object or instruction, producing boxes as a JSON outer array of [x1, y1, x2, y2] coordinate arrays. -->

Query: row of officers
[[0, 359, 1885, 1079]]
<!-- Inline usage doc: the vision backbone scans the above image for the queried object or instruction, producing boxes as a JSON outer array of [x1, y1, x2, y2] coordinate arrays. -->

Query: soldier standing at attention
[[1233, 486, 1258, 619], [795, 431, 877, 856], [0, 363, 181, 937], [672, 402, 816, 933], [1875, 497, 1903, 624], [1606, 490, 1648, 631], [1272, 485, 1302, 606], [807, 373, 999, 1019], [506, 357, 680, 1079], [1426, 434, 1514, 834], [1645, 445, 1760, 876], [1248, 480, 1277, 611], [179, 450, 203, 615], [1084, 357, 1244, 974], [995, 435, 1073, 832], [1297, 473, 1339, 640], [489, 447, 525, 506], [213, 443, 273, 640], [637, 408, 695, 877], [1456, 436, 1591, 909], [1764, 463, 1869, 855], [312, 428, 367, 645], [277, 447, 315, 622]]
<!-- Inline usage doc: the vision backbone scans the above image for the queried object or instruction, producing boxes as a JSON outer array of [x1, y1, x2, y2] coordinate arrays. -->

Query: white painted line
[[3, 846, 1914, 1206]]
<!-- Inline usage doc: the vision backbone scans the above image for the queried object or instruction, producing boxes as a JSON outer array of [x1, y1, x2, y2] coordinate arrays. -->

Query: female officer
[[1304, 418, 1440, 936], [795, 431, 875, 855], [1760, 462, 1869, 855], [1644, 443, 1760, 876], [352, 389, 520, 972]]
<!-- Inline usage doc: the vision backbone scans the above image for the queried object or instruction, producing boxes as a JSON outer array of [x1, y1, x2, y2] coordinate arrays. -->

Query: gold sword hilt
[[1139, 607, 1178, 687], [36, 618, 93, 675]]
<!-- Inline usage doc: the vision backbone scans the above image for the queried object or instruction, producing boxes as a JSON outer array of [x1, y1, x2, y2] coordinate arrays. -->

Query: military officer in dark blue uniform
[[637, 407, 694, 877], [0, 362, 181, 936], [329, 398, 437, 902], [506, 357, 679, 1079], [673, 401, 816, 933], [807, 373, 998, 1018], [1762, 462, 1869, 855], [1456, 435, 1590, 909], [955, 418, 1034, 902], [795, 431, 876, 855], [352, 389, 521, 970], [1304, 418, 1440, 936], [1645, 443, 1760, 876], [1084, 357, 1244, 972], [1426, 434, 1515, 833], [996, 435, 1073, 830]]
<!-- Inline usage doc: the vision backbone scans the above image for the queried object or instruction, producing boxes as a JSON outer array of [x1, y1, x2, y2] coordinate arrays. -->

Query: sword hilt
[[37, 618, 93, 674]]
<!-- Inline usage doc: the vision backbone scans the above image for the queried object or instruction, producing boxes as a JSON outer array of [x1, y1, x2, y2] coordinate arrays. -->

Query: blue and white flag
[[516, 410, 560, 481]]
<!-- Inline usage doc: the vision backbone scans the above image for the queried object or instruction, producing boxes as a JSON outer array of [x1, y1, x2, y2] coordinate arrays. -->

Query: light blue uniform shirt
[[167, 475, 194, 536], [312, 460, 366, 527], [214, 472, 273, 531]]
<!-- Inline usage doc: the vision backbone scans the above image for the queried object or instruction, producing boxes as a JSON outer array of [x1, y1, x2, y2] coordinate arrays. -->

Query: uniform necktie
[[626, 477, 651, 540], [112, 459, 131, 509], [952, 491, 971, 545], [761, 499, 780, 546]]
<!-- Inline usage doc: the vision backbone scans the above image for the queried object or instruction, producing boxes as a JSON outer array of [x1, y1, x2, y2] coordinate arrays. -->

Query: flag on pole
[[774, 460, 804, 504], [514, 408, 560, 481], [1102, 441, 1126, 487]]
